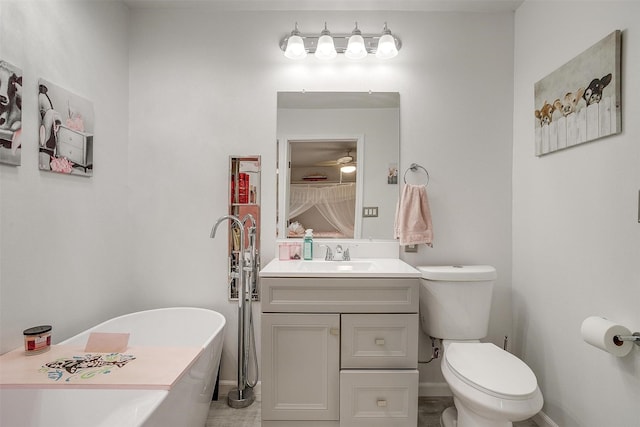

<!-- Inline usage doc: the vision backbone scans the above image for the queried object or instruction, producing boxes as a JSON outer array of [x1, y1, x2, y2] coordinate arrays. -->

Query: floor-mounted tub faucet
[[210, 214, 256, 409]]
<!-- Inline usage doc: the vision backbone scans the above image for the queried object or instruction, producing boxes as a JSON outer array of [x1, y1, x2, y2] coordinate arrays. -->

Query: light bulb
[[284, 23, 307, 59], [345, 23, 367, 60], [315, 23, 336, 59], [340, 165, 356, 173], [376, 23, 398, 59], [285, 35, 307, 59]]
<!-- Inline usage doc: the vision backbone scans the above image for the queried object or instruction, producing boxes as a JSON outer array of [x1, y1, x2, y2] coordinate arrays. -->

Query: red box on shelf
[[231, 173, 250, 204]]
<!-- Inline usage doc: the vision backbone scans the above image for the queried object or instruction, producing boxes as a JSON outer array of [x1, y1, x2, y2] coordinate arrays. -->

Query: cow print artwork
[[0, 60, 22, 166], [42, 353, 136, 382]]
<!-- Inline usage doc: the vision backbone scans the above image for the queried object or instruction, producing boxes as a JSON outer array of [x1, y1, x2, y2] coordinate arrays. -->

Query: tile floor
[[207, 395, 539, 427]]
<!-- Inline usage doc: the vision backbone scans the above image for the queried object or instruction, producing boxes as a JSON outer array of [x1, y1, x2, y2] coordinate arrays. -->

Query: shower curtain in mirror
[[289, 184, 355, 237]]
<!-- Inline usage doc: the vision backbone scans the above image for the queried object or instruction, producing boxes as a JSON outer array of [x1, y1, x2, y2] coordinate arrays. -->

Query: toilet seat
[[444, 342, 538, 400]]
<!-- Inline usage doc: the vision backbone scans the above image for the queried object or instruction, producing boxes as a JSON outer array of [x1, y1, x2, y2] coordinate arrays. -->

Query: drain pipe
[[211, 215, 255, 408]]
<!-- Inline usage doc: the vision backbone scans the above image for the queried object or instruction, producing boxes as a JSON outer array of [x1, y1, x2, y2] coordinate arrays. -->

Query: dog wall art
[[533, 30, 621, 156]]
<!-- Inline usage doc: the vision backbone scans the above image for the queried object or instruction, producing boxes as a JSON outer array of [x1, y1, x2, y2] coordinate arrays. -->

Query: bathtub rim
[[59, 307, 226, 349]]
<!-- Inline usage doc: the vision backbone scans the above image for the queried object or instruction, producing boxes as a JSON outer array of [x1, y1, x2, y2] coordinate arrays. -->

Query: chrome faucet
[[321, 244, 333, 261], [322, 244, 350, 261], [334, 244, 344, 259], [210, 214, 243, 239]]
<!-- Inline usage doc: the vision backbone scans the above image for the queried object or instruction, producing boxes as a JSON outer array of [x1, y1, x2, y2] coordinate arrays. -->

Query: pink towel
[[394, 184, 433, 247]]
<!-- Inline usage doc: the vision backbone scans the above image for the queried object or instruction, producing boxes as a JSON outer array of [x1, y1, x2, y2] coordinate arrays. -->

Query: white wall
[[513, 2, 640, 426], [128, 9, 514, 384], [0, 1, 131, 352]]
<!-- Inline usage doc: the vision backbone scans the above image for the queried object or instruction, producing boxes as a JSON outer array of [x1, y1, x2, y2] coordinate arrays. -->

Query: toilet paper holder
[[614, 332, 640, 347]]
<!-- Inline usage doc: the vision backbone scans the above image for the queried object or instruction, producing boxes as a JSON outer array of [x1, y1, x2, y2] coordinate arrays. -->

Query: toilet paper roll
[[581, 316, 633, 357]]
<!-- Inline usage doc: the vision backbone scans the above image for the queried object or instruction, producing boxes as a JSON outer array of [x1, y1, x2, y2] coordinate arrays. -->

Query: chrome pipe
[[211, 214, 254, 408], [241, 214, 259, 389], [615, 332, 640, 347]]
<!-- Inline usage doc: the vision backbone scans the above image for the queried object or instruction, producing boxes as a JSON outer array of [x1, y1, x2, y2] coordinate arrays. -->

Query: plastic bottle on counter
[[303, 229, 314, 260]]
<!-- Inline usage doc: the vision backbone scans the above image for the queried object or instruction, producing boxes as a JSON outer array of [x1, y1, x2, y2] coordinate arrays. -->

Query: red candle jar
[[23, 325, 52, 355]]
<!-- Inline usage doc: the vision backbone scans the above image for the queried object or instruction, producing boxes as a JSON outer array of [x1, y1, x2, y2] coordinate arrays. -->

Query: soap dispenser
[[303, 229, 313, 260]]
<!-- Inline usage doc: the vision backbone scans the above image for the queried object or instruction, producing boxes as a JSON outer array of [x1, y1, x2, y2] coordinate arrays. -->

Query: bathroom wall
[[0, 1, 132, 352], [513, 2, 640, 426], [127, 8, 514, 385]]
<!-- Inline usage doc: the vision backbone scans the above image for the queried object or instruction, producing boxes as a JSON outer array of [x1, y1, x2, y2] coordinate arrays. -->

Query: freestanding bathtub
[[0, 307, 226, 427]]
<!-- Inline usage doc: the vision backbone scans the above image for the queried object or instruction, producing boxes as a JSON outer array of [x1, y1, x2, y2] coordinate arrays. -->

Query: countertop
[[259, 258, 421, 278]]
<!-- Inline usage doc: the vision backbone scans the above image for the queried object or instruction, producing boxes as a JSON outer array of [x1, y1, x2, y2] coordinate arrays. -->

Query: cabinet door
[[262, 313, 340, 421]]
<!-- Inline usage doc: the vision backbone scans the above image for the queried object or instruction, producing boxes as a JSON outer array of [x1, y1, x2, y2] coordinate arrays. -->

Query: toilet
[[417, 265, 543, 427]]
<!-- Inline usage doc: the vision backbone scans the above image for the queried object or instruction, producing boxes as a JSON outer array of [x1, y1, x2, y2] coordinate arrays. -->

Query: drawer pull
[[330, 328, 340, 336], [376, 399, 387, 407], [375, 338, 385, 345]]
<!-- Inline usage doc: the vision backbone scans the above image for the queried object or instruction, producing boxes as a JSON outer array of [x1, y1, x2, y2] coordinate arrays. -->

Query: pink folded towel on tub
[[394, 183, 433, 247]]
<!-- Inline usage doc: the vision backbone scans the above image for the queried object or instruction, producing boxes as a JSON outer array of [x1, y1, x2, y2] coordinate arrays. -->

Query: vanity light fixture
[[280, 22, 402, 60]]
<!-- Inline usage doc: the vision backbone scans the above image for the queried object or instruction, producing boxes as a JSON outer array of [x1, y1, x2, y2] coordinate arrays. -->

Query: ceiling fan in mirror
[[314, 149, 357, 172], [337, 151, 356, 173]]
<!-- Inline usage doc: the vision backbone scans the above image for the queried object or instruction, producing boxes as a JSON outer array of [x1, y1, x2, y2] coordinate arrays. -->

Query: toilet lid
[[445, 343, 538, 398]]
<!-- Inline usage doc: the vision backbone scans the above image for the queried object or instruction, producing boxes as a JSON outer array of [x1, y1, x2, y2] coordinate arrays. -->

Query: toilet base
[[441, 400, 513, 427], [441, 406, 457, 427]]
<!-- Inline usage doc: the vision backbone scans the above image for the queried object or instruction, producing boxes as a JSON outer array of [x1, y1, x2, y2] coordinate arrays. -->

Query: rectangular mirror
[[277, 92, 400, 240]]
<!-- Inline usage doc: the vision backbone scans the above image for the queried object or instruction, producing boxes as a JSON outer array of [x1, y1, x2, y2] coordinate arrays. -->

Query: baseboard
[[419, 381, 452, 397], [533, 411, 559, 427], [229, 380, 553, 426], [218, 380, 261, 400], [224, 381, 446, 400]]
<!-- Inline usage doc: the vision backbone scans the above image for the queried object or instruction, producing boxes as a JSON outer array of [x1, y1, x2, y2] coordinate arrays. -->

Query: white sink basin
[[296, 260, 375, 273], [260, 258, 420, 278]]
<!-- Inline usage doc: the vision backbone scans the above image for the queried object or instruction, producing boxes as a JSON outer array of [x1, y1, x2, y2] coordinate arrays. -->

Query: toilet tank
[[417, 265, 497, 340]]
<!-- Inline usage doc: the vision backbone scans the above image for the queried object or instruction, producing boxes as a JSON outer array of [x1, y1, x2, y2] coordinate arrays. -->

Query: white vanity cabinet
[[260, 276, 420, 427]]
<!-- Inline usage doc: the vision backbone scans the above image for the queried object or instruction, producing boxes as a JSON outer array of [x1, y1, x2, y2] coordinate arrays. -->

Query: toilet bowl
[[416, 266, 543, 427], [440, 341, 543, 427]]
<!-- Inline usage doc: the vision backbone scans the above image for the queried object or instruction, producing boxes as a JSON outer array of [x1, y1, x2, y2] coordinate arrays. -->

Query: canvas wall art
[[0, 60, 22, 166], [534, 30, 621, 156], [38, 79, 94, 176]]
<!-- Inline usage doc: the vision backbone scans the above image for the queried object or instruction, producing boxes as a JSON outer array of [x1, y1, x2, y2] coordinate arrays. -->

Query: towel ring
[[403, 163, 430, 185]]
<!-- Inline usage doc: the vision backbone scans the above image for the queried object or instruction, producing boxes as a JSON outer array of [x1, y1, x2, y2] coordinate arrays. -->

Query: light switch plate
[[363, 207, 379, 217]]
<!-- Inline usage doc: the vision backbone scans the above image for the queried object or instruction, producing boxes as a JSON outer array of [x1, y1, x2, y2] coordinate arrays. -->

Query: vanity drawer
[[341, 314, 418, 369], [261, 278, 419, 313], [339, 370, 418, 427]]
